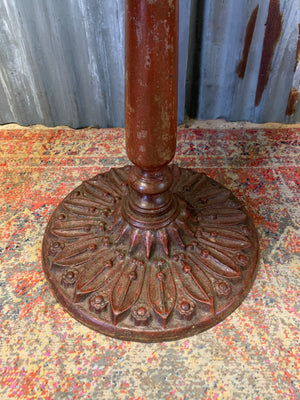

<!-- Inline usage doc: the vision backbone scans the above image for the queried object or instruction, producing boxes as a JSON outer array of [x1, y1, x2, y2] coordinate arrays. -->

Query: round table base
[[42, 165, 259, 342]]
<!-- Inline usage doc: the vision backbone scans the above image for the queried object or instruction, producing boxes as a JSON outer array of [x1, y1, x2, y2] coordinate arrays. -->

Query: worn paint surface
[[125, 0, 178, 169]]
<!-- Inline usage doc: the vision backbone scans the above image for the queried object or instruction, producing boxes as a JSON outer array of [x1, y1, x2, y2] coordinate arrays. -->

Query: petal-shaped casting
[[189, 247, 241, 278], [197, 227, 252, 249], [111, 261, 146, 324], [51, 219, 95, 238], [200, 208, 247, 225], [173, 258, 214, 308], [53, 236, 103, 267], [148, 262, 176, 328], [158, 228, 169, 256], [75, 249, 118, 295], [84, 181, 118, 203], [144, 231, 154, 259]]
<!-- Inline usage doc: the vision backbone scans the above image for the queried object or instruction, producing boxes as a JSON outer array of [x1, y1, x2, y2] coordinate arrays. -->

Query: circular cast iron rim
[[42, 167, 260, 343]]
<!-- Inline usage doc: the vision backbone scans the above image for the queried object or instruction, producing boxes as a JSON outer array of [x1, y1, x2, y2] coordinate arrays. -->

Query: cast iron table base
[[42, 165, 259, 342], [42, 0, 259, 342]]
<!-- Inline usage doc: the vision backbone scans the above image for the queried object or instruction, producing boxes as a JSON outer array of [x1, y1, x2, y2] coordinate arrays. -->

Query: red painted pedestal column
[[123, 0, 179, 236], [42, 0, 259, 342], [125, 0, 178, 170]]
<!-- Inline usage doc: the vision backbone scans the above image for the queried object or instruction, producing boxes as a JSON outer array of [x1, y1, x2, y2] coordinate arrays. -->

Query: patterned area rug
[[0, 126, 299, 399]]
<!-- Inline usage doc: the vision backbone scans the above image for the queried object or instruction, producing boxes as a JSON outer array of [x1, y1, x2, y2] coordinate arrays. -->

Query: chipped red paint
[[125, 0, 179, 170], [255, 0, 282, 107], [236, 5, 259, 79], [40, 0, 261, 343], [286, 87, 299, 116]]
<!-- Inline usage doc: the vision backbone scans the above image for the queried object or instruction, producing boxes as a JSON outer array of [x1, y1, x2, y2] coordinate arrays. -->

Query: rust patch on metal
[[255, 0, 282, 107], [237, 5, 259, 79], [286, 87, 299, 116], [293, 24, 300, 72]]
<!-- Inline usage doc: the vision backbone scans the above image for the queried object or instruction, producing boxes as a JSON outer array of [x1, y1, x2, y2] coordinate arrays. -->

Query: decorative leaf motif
[[51, 228, 92, 238], [174, 219, 195, 237], [190, 175, 209, 194], [148, 262, 176, 328], [200, 208, 247, 225], [168, 224, 185, 249], [75, 249, 118, 295], [88, 171, 126, 197], [111, 261, 146, 324], [195, 187, 231, 207], [170, 164, 182, 191], [158, 228, 169, 256], [43, 166, 258, 335], [53, 236, 101, 266], [97, 175, 123, 195], [109, 168, 128, 192], [51, 219, 95, 238], [116, 222, 130, 241], [129, 229, 139, 251], [65, 196, 111, 209], [83, 181, 117, 203], [172, 167, 205, 193], [173, 258, 214, 306], [145, 231, 154, 259], [197, 227, 252, 249], [96, 173, 125, 197], [190, 246, 241, 278]]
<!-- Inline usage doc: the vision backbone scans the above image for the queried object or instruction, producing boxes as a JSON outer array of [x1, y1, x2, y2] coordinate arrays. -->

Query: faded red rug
[[0, 126, 299, 399]]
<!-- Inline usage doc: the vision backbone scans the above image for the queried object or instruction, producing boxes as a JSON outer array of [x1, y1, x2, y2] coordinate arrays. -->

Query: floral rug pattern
[[0, 126, 299, 399]]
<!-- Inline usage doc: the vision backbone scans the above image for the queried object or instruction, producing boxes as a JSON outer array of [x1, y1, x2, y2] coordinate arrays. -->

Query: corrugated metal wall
[[189, 0, 300, 123], [0, 0, 190, 128], [0, 0, 299, 128], [0, 0, 127, 128]]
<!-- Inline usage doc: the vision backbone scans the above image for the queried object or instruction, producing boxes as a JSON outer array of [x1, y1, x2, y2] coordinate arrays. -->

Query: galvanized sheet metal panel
[[0, 0, 299, 127], [191, 0, 300, 123], [0, 0, 190, 128]]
